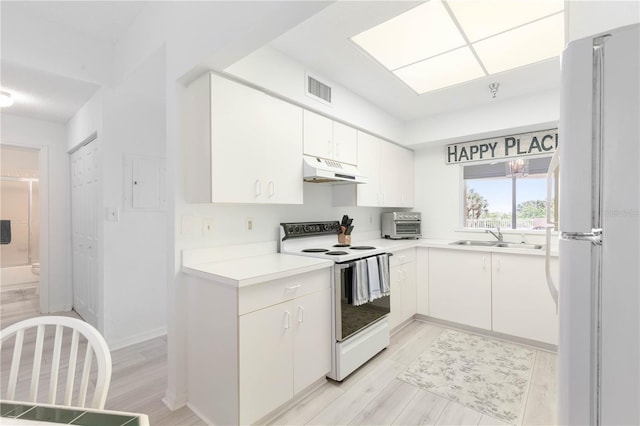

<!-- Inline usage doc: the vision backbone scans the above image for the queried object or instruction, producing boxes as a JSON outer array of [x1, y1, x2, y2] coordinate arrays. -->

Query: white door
[[70, 140, 100, 327]]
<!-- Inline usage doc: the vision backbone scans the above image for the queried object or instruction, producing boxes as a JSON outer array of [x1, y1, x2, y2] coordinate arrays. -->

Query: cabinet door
[[211, 75, 264, 203], [402, 261, 417, 322], [333, 121, 358, 165], [378, 141, 400, 207], [260, 95, 303, 204], [210, 74, 302, 204], [355, 131, 380, 206], [303, 110, 333, 160], [428, 249, 492, 329], [389, 265, 403, 329], [239, 302, 293, 425], [416, 248, 429, 315], [293, 289, 331, 394], [492, 254, 559, 344], [397, 146, 414, 207]]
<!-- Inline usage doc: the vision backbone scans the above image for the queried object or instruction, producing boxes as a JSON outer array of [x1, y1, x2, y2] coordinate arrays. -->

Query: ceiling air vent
[[307, 75, 332, 104]]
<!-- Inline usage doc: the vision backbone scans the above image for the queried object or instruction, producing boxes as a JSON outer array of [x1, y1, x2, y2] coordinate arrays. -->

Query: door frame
[[0, 143, 50, 313]]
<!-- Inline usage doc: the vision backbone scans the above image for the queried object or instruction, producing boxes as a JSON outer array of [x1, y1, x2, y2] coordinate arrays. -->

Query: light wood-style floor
[[1, 288, 557, 425]]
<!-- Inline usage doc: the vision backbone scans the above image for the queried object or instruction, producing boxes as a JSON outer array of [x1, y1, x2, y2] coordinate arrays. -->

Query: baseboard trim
[[413, 314, 558, 352], [163, 390, 187, 411], [108, 326, 168, 351]]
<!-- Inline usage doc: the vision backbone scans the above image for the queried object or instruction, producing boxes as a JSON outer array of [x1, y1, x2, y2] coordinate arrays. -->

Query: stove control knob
[[294, 225, 301, 234], [287, 226, 294, 234]]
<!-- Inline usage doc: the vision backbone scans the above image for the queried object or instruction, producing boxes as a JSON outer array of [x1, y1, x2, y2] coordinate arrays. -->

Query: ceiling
[[0, 1, 147, 124], [0, 1, 561, 125], [269, 1, 561, 121]]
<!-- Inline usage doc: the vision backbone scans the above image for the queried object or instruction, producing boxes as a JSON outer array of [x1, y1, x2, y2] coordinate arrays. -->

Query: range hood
[[303, 155, 367, 184]]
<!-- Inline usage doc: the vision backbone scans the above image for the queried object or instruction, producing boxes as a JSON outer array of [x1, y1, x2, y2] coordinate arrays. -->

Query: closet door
[[71, 140, 100, 327]]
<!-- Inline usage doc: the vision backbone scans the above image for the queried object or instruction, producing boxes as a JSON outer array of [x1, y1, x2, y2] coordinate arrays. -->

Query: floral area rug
[[398, 329, 535, 424]]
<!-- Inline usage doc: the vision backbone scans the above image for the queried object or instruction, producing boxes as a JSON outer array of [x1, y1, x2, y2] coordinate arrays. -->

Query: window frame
[[458, 155, 557, 234]]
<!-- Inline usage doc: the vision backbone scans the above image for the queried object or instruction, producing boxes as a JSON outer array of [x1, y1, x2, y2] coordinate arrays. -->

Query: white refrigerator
[[558, 23, 639, 425]]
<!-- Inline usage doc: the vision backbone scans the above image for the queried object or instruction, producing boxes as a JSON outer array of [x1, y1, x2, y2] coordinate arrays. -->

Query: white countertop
[[182, 237, 557, 288], [182, 252, 333, 287], [358, 238, 559, 257]]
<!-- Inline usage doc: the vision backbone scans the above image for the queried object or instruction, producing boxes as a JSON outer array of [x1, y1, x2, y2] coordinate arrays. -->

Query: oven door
[[393, 220, 421, 238], [334, 257, 390, 342]]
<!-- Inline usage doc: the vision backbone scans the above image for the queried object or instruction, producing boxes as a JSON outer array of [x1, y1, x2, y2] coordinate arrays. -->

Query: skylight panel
[[447, 0, 564, 42], [351, 0, 466, 70], [393, 47, 485, 94], [473, 13, 564, 74], [350, 0, 565, 95]]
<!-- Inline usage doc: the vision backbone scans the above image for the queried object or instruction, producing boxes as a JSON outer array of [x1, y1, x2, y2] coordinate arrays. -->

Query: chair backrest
[[0, 316, 112, 409]]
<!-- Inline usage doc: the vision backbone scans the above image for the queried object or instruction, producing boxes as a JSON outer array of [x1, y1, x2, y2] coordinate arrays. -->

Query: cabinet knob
[[268, 181, 275, 197], [297, 306, 304, 324], [255, 180, 261, 197]]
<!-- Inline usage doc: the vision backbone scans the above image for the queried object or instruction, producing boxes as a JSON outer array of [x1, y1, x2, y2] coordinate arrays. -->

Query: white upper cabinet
[[333, 130, 414, 207], [353, 131, 381, 206], [185, 73, 303, 204], [303, 110, 357, 165]]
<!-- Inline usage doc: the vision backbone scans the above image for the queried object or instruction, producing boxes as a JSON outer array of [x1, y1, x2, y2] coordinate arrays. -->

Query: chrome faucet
[[486, 226, 503, 242]]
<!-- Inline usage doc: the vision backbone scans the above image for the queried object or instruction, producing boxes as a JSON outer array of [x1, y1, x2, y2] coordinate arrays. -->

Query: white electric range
[[279, 221, 391, 381]]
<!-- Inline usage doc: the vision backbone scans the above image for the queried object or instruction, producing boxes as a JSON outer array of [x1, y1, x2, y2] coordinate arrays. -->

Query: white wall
[[110, 1, 338, 409], [0, 2, 114, 86], [99, 47, 168, 349], [566, 1, 640, 42], [224, 46, 404, 143], [1, 114, 72, 312], [67, 91, 103, 151], [403, 89, 559, 147]]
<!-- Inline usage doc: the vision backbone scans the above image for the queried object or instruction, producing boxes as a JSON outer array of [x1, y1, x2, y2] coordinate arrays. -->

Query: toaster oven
[[381, 212, 421, 239]]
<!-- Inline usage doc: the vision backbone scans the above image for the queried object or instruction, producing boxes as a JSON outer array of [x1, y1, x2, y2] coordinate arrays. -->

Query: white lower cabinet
[[389, 248, 417, 330], [239, 289, 331, 424], [492, 253, 559, 345], [187, 268, 331, 425], [426, 247, 559, 345], [428, 248, 492, 330], [416, 248, 429, 316]]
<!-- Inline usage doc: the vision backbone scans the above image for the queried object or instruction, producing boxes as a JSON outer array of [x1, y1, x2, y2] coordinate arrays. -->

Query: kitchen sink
[[449, 240, 544, 250], [494, 242, 544, 250], [450, 240, 499, 246]]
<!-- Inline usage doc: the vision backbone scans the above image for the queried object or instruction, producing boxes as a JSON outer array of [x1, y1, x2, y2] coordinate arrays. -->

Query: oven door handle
[[335, 253, 393, 270]]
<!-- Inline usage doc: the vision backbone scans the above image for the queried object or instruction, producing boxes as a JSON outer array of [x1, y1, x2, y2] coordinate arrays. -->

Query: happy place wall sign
[[445, 128, 558, 164]]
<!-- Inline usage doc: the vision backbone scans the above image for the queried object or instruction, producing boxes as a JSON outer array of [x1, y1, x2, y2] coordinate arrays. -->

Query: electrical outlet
[[106, 207, 120, 222], [203, 218, 214, 236], [246, 217, 254, 231]]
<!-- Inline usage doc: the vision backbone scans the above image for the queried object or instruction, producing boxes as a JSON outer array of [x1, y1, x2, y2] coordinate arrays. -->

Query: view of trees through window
[[465, 173, 553, 230]]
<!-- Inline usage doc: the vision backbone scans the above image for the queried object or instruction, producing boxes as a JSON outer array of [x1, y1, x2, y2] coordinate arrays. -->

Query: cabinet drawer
[[390, 248, 416, 267], [238, 268, 330, 315]]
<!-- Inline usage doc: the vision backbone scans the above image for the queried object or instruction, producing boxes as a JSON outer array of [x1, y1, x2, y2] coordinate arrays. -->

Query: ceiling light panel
[[446, 0, 564, 42], [351, 0, 466, 70], [473, 13, 564, 74], [393, 47, 486, 94]]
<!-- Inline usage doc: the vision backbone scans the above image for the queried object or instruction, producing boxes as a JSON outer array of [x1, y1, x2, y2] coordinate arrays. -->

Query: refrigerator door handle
[[561, 229, 603, 245], [545, 148, 560, 310]]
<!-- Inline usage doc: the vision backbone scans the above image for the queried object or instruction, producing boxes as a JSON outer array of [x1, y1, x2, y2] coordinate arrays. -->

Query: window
[[463, 157, 555, 231]]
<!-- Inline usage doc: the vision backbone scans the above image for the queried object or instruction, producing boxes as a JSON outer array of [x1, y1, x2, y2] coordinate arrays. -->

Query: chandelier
[[505, 158, 529, 177]]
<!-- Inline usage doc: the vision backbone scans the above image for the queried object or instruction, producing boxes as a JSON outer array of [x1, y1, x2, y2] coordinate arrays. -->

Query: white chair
[[0, 316, 112, 409]]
